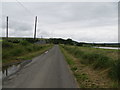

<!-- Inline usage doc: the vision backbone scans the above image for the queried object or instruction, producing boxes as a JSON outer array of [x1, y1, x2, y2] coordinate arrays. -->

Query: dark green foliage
[[81, 53, 97, 64], [7, 39, 20, 43], [33, 45, 42, 51], [11, 48, 24, 56], [24, 38, 37, 43], [81, 53, 113, 69], [74, 73, 88, 81], [71, 66, 77, 71], [26, 46, 34, 52], [49, 38, 77, 45], [20, 40, 30, 46], [93, 55, 113, 69], [2, 41, 13, 48], [109, 60, 120, 81], [2, 51, 11, 59]]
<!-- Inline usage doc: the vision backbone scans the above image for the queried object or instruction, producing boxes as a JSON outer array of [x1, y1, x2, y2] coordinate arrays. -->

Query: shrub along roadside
[[61, 45, 119, 83], [2, 40, 53, 65]]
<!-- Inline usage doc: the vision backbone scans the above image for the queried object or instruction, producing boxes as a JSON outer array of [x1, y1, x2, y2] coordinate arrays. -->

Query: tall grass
[[61, 45, 119, 82], [109, 60, 120, 81], [2, 40, 52, 64]]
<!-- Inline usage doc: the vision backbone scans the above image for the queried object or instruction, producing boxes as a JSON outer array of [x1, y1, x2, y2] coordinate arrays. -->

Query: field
[[2, 38, 53, 66], [60, 45, 119, 88]]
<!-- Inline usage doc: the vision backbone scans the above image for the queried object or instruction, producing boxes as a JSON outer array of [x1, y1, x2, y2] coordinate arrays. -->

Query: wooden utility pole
[[6, 16, 8, 40], [34, 16, 37, 40]]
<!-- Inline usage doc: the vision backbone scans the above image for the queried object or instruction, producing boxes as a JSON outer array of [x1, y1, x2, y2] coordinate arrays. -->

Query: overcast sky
[[1, 2, 118, 43]]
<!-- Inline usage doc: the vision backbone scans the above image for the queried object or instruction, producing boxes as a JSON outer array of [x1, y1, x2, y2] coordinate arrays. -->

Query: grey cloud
[[10, 21, 32, 31], [1, 2, 118, 42], [2, 17, 33, 31]]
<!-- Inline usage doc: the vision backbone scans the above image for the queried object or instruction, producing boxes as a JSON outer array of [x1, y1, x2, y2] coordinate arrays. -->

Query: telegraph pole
[[6, 16, 8, 40], [34, 16, 37, 40]]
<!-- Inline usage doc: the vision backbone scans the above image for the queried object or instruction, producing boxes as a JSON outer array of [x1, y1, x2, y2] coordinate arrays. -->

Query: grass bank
[[60, 45, 119, 88], [2, 40, 53, 66]]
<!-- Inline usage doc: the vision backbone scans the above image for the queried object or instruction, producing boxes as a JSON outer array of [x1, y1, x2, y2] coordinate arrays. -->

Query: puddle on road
[[2, 63, 21, 79], [2, 60, 32, 79]]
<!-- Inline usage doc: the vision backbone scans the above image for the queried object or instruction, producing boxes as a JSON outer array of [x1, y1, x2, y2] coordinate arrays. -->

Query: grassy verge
[[60, 44, 119, 88], [2, 40, 53, 66]]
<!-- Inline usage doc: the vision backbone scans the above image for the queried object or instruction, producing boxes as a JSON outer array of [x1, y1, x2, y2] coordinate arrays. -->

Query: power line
[[15, 0, 34, 16]]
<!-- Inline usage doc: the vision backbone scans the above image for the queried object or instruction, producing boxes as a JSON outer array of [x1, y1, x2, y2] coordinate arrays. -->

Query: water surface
[[94, 46, 119, 50]]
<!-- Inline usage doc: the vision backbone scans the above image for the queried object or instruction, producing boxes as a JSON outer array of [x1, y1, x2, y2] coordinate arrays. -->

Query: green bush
[[26, 46, 34, 52], [12, 39, 20, 43], [2, 41, 13, 48], [20, 40, 30, 46], [81, 53, 98, 64], [33, 45, 43, 51], [11, 48, 24, 56], [71, 66, 77, 71], [94, 55, 113, 69], [80, 52, 113, 69], [109, 60, 120, 81], [74, 73, 88, 81], [2, 51, 12, 59]]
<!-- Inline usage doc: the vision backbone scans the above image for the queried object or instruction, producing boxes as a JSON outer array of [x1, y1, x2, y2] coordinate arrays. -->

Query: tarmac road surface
[[3, 45, 78, 88]]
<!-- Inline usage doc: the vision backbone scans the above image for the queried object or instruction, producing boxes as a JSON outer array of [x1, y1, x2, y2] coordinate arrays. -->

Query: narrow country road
[[3, 45, 78, 88]]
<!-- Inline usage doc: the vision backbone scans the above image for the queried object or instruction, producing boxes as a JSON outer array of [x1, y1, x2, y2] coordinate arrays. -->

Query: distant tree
[[66, 38, 73, 45]]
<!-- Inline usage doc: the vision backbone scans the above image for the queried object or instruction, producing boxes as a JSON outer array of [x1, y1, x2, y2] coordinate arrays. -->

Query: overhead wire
[[15, 0, 35, 16]]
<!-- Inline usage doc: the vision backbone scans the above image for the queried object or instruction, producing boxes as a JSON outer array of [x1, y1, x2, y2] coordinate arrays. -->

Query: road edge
[[59, 45, 80, 88]]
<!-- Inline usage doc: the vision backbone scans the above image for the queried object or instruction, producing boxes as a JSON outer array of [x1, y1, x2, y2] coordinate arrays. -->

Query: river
[[94, 46, 119, 50]]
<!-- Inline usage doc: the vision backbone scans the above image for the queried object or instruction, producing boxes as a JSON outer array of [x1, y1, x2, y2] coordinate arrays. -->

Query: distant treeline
[[77, 42, 120, 47], [48, 38, 76, 45], [47, 38, 120, 47], [2, 37, 120, 47]]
